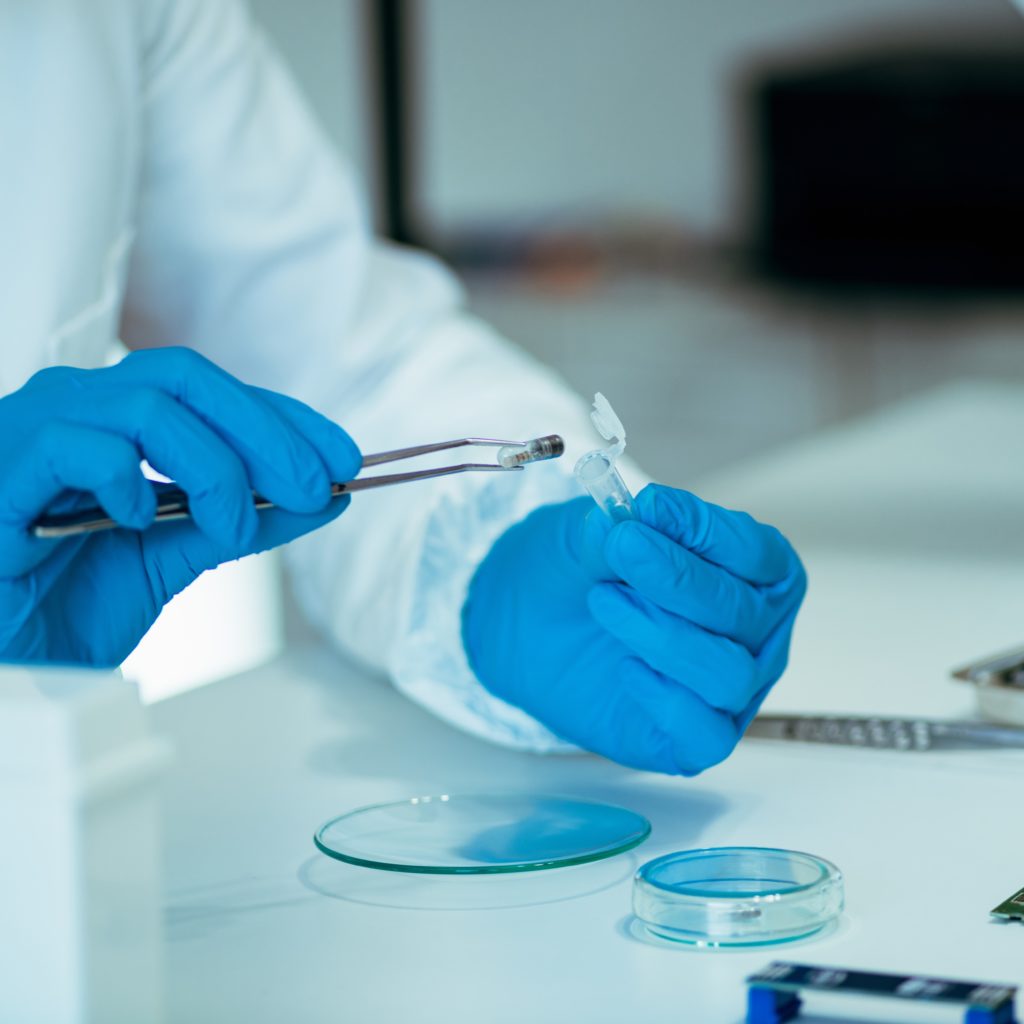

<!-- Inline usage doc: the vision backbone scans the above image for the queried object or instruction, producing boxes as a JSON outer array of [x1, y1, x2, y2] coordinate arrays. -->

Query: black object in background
[[365, 0, 420, 246], [750, 47, 1024, 291]]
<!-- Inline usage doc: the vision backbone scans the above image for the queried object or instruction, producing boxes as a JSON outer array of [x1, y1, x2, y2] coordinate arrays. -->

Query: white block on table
[[0, 666, 171, 1024]]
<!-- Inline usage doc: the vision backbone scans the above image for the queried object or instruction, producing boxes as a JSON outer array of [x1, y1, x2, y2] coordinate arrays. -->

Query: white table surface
[[154, 382, 1024, 1024]]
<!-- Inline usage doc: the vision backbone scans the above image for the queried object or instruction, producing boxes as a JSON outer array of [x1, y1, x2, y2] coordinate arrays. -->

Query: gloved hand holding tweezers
[[32, 433, 564, 538], [3, 348, 561, 667]]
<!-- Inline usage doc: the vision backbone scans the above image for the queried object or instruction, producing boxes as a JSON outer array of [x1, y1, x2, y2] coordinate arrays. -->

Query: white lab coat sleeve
[[120, 0, 605, 749]]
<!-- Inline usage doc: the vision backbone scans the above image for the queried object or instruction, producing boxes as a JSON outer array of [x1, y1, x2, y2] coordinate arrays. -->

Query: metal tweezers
[[31, 434, 565, 539], [746, 714, 1024, 751], [951, 645, 1024, 690], [744, 646, 1024, 751]]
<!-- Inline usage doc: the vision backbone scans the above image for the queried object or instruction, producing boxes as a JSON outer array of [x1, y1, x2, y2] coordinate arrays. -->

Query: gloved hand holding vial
[[463, 394, 807, 775]]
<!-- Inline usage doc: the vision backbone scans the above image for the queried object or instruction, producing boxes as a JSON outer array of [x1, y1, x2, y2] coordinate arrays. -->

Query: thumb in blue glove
[[462, 484, 806, 775]]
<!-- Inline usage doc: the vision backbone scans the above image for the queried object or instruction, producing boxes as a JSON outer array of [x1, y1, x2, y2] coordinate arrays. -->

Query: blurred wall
[[248, 0, 374, 196], [420, 0, 1018, 240], [249, 0, 1020, 242]]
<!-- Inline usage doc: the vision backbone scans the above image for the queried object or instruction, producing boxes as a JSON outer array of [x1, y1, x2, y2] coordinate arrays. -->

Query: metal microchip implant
[[497, 434, 565, 468]]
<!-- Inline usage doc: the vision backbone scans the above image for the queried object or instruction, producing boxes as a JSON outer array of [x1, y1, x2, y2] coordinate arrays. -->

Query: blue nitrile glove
[[0, 347, 361, 666], [462, 484, 806, 775]]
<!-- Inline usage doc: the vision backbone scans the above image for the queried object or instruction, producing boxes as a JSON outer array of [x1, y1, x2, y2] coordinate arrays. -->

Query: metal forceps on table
[[31, 434, 566, 539], [743, 646, 1024, 753]]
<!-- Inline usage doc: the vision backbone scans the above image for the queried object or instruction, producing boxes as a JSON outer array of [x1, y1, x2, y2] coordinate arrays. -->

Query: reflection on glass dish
[[314, 794, 651, 875]]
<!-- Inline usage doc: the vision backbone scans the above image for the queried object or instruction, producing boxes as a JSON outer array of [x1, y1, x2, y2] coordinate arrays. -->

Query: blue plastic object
[[0, 348, 360, 665], [747, 991, 1016, 1024], [462, 483, 806, 774], [745, 962, 1019, 1024], [966, 1009, 1019, 1024], [747, 987, 801, 1024]]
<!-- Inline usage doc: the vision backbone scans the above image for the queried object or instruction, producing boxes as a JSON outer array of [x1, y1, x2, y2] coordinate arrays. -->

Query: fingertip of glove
[[125, 505, 157, 533], [634, 482, 669, 521], [123, 485, 157, 532], [669, 715, 740, 777], [339, 432, 363, 477], [325, 492, 351, 520], [295, 470, 334, 513], [634, 483, 704, 538], [603, 519, 661, 572], [321, 424, 362, 484], [219, 491, 259, 548], [188, 500, 255, 551]]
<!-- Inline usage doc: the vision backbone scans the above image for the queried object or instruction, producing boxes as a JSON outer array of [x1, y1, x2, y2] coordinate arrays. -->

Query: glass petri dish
[[314, 794, 650, 874], [632, 846, 843, 948]]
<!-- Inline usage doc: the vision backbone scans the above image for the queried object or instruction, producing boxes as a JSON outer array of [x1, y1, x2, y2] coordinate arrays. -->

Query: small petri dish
[[632, 846, 843, 948], [314, 794, 651, 874]]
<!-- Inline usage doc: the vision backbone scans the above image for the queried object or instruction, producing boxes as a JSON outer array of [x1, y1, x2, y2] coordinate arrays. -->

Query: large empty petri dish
[[314, 794, 651, 874], [632, 846, 843, 948]]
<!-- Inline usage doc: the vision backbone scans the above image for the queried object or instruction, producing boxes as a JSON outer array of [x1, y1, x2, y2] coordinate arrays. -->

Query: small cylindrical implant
[[574, 449, 635, 522], [498, 434, 565, 469]]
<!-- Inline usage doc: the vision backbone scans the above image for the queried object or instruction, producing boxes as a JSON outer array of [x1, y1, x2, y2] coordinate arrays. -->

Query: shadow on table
[[566, 779, 737, 851], [297, 850, 637, 911], [295, 648, 703, 800], [306, 732, 736, 852], [302, 717, 607, 792], [294, 645, 741, 869], [164, 875, 315, 941]]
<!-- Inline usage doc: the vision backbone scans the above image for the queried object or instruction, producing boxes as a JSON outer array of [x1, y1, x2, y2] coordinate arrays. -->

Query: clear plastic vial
[[575, 449, 635, 522], [575, 392, 635, 521]]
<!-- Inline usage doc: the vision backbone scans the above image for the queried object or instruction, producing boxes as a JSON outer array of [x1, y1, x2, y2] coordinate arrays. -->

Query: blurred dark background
[[249, 0, 1024, 481]]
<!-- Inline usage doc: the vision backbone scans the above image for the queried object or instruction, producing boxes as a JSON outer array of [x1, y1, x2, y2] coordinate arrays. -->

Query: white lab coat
[[3, 0, 597, 749]]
